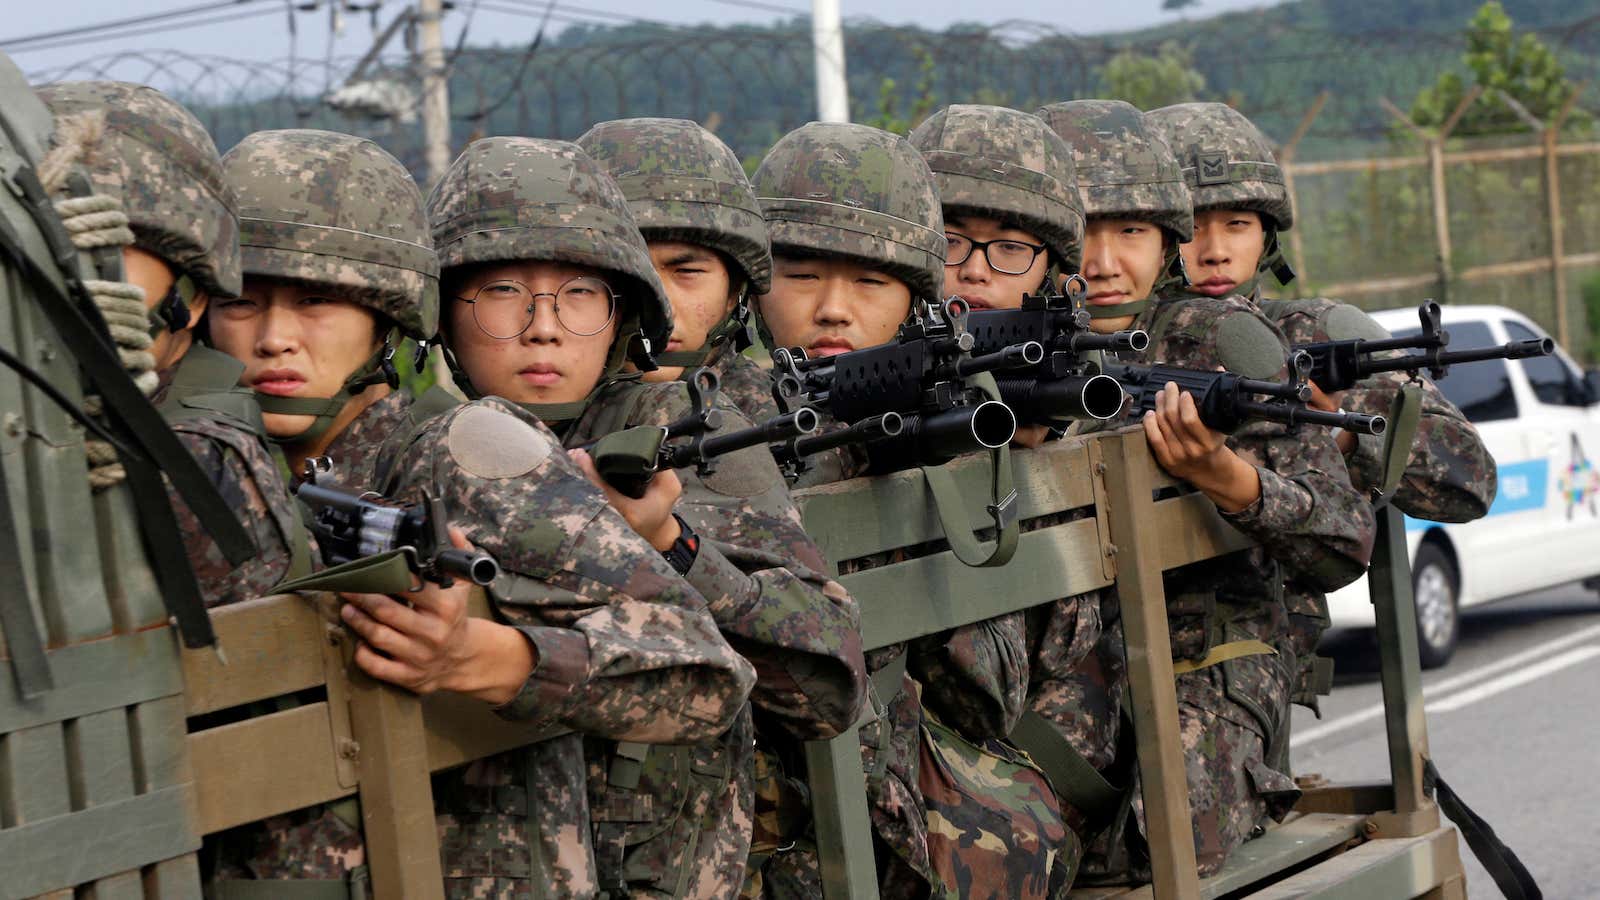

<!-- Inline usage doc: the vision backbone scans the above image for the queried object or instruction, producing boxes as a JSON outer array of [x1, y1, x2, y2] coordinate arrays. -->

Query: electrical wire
[[1, 1, 265, 50], [2, 6, 281, 55]]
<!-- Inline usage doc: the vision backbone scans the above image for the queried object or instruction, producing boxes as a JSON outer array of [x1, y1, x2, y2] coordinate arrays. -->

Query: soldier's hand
[[340, 526, 533, 704], [1307, 381, 1357, 454], [1143, 381, 1260, 513], [569, 448, 684, 552]]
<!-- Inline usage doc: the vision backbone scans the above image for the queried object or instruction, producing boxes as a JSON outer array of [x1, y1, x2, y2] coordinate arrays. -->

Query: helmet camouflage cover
[[222, 129, 439, 339], [1146, 102, 1293, 231], [427, 136, 672, 355], [1034, 99, 1193, 242], [576, 117, 772, 294], [909, 104, 1085, 272], [36, 80, 241, 298], [752, 121, 946, 300]]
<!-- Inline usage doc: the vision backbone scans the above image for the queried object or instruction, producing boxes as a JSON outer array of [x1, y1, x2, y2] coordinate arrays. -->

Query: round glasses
[[457, 277, 617, 339], [945, 234, 1048, 276]]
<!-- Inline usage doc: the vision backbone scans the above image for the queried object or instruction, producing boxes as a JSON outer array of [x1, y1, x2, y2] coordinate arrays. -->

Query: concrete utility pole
[[417, 0, 451, 188], [811, 0, 849, 123]]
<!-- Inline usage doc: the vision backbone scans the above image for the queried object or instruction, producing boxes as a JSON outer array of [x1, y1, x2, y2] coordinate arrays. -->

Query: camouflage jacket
[[565, 378, 867, 898], [381, 396, 756, 898], [155, 345, 306, 607], [320, 388, 419, 491]]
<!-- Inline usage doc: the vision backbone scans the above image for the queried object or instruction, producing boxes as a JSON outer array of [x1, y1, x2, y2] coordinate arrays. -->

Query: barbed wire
[[23, 15, 1600, 171]]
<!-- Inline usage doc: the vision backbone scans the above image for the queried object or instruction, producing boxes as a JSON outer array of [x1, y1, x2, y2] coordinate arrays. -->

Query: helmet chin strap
[[147, 274, 197, 337], [646, 289, 753, 370], [256, 329, 404, 446]]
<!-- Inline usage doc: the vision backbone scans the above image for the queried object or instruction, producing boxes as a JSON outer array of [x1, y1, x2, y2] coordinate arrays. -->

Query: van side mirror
[[1586, 368, 1600, 406]]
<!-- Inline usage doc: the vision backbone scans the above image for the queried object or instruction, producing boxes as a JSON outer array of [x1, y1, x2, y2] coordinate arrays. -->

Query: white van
[[1324, 304, 1600, 667]]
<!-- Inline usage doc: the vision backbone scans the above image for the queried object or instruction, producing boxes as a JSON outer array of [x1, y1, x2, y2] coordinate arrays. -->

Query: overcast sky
[[6, 0, 1279, 80]]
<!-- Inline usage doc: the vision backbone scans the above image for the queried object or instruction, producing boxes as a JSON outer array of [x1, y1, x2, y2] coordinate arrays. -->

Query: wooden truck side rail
[[161, 426, 1463, 900]]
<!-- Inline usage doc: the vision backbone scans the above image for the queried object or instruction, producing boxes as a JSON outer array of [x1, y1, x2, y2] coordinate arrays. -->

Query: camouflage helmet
[[221, 129, 439, 339], [1035, 99, 1193, 242], [36, 80, 241, 298], [427, 137, 672, 361], [1146, 102, 1292, 231], [753, 122, 945, 300], [909, 104, 1085, 271], [576, 117, 772, 294]]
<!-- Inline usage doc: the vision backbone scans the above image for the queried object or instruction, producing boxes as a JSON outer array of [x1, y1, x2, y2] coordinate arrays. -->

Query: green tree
[[1410, 1, 1584, 136], [863, 46, 937, 135], [1162, 0, 1201, 11], [1096, 41, 1206, 111]]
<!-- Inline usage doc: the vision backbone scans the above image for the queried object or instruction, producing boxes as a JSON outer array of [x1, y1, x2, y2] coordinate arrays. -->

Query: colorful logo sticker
[[1557, 433, 1600, 519]]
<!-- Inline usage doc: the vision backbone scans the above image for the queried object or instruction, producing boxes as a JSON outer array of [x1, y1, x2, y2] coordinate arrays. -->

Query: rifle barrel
[[1363, 337, 1555, 376], [1236, 399, 1387, 435], [789, 412, 905, 458], [1069, 329, 1149, 354], [953, 340, 1045, 377], [433, 548, 500, 586], [682, 409, 822, 465], [1236, 375, 1313, 402]]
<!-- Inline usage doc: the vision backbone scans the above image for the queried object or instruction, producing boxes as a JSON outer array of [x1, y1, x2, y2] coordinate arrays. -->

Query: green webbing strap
[[0, 457, 53, 697], [208, 867, 371, 900], [588, 426, 669, 488], [274, 549, 415, 596], [918, 373, 1019, 568], [1377, 383, 1425, 498], [1086, 298, 1149, 320], [409, 384, 465, 425], [281, 472, 316, 581], [1008, 710, 1122, 829], [0, 174, 254, 570], [654, 348, 712, 368], [1169, 638, 1276, 676], [1424, 759, 1542, 900], [863, 652, 910, 785]]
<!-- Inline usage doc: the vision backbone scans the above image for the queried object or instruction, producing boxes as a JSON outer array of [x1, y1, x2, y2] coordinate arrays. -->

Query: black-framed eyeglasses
[[455, 276, 617, 339], [945, 233, 1048, 276]]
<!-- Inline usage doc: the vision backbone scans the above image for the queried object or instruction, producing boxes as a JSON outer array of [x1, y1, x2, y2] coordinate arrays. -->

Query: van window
[[1390, 320, 1518, 423], [1504, 320, 1585, 406]]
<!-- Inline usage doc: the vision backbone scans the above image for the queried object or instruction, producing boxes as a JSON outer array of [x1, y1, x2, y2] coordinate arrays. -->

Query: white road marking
[[1425, 645, 1600, 713], [1292, 621, 1600, 749]]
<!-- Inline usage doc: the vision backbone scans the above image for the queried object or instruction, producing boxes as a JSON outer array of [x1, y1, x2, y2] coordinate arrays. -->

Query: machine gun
[[963, 280, 1146, 424], [1296, 301, 1555, 392], [1103, 350, 1389, 436], [588, 367, 821, 498], [770, 297, 1039, 476], [296, 459, 500, 588]]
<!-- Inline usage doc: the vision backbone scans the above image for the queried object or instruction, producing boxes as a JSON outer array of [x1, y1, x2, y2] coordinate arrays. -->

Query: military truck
[[0, 52, 1475, 900]]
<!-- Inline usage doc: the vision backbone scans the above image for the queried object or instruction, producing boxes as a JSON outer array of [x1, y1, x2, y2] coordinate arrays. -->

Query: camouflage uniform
[[578, 119, 868, 896], [202, 130, 441, 889], [1040, 100, 1375, 878], [910, 105, 1103, 881], [1149, 102, 1491, 710], [414, 136, 759, 898], [34, 83, 302, 609], [577, 118, 780, 425], [752, 122, 1073, 900]]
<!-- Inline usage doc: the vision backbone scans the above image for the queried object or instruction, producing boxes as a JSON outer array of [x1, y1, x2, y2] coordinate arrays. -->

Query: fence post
[[1381, 88, 1480, 306], [1277, 92, 1328, 297], [1543, 88, 1583, 350]]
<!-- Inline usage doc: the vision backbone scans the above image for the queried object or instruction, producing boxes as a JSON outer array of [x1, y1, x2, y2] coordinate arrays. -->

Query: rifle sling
[[1008, 709, 1122, 830], [919, 372, 1019, 568], [1424, 759, 1542, 900], [275, 549, 418, 596]]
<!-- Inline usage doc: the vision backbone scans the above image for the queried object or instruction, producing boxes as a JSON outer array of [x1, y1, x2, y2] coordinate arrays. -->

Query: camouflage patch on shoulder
[[447, 404, 551, 479], [699, 444, 781, 499], [1323, 303, 1391, 343], [1214, 313, 1286, 380]]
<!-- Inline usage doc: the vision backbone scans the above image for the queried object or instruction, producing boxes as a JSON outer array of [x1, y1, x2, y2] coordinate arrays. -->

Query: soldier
[[1146, 101, 1495, 689], [577, 117, 781, 423], [1036, 100, 1375, 877], [34, 81, 300, 608], [210, 129, 441, 492], [751, 120, 1073, 899], [575, 119, 870, 895]]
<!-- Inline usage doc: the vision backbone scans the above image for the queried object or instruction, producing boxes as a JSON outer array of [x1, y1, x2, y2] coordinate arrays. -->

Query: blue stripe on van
[[1404, 458, 1548, 532]]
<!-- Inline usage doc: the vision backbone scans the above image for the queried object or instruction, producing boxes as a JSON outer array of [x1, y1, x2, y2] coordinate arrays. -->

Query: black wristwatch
[[661, 513, 700, 576]]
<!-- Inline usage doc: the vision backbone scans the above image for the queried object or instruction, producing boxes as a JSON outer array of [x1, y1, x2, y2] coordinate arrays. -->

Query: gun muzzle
[[953, 340, 1045, 377], [788, 411, 905, 459], [996, 374, 1126, 422], [906, 400, 1017, 461], [1070, 329, 1150, 354], [1237, 400, 1388, 436], [690, 408, 822, 463], [433, 548, 500, 586]]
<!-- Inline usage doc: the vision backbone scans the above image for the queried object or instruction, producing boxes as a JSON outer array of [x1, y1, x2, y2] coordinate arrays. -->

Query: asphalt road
[[1289, 581, 1600, 899]]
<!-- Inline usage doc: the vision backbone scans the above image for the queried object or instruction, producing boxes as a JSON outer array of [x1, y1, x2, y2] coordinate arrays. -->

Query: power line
[[480, 0, 680, 30], [0, 1, 264, 50], [4, 6, 281, 56], [705, 0, 804, 15]]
